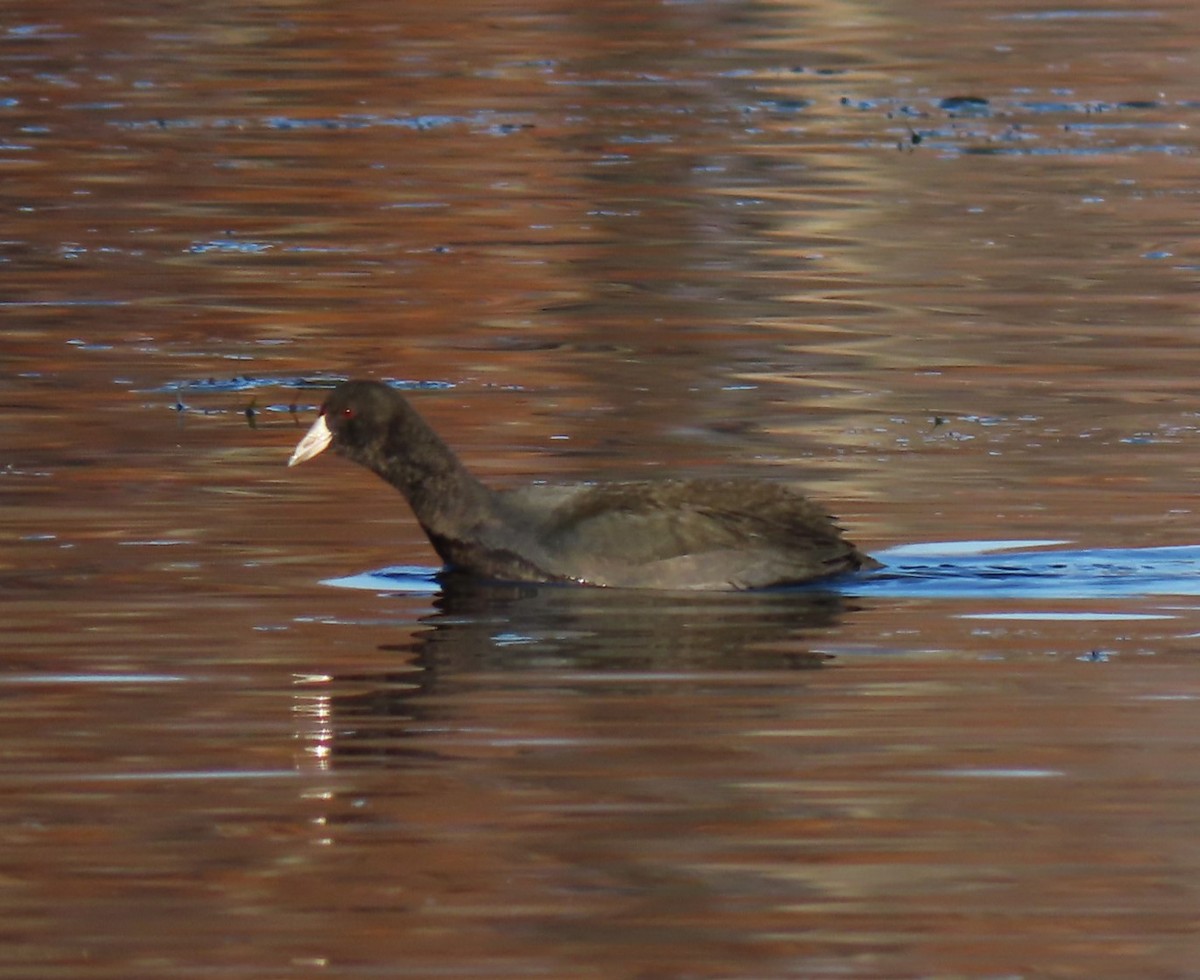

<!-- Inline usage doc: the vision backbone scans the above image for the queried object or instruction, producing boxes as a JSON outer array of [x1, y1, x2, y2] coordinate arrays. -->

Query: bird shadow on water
[[339, 574, 852, 671], [304, 577, 852, 770]]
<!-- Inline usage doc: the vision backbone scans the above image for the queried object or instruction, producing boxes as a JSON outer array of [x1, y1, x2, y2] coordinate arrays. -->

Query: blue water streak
[[859, 542, 1200, 600]]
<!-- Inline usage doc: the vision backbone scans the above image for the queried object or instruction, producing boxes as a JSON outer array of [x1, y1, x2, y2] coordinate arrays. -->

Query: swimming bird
[[288, 380, 878, 590]]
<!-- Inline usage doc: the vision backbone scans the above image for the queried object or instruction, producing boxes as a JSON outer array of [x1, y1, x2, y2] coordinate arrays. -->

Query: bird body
[[289, 380, 878, 591]]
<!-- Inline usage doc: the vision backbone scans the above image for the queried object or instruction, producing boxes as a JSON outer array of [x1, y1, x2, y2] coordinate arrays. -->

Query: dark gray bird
[[288, 380, 878, 591]]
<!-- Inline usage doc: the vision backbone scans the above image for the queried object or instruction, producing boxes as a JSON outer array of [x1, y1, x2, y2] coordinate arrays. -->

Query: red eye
[[341, 407, 356, 419]]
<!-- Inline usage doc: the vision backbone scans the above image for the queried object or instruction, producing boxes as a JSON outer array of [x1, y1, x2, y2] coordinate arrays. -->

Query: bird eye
[[340, 407, 356, 420]]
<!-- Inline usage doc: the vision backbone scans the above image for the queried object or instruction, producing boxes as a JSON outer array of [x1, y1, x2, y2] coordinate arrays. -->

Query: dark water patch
[[186, 238, 366, 256], [153, 375, 455, 395], [112, 112, 531, 136], [789, 66, 850, 77], [959, 143, 1194, 158], [937, 95, 991, 117], [852, 92, 1198, 157], [150, 375, 460, 425], [839, 96, 885, 112], [994, 9, 1164, 20], [757, 97, 812, 114], [156, 375, 341, 395], [1018, 99, 1172, 116]]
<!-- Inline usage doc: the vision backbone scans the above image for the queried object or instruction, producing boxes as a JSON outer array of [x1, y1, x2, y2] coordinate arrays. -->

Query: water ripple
[[862, 542, 1200, 599]]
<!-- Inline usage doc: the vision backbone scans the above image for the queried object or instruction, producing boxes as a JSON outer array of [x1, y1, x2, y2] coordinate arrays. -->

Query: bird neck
[[359, 401, 496, 535]]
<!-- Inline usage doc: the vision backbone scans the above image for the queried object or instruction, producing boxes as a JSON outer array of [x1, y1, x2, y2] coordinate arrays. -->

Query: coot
[[288, 380, 878, 590]]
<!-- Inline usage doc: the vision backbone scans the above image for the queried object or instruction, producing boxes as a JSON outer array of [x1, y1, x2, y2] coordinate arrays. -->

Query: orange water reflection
[[5, 0, 1200, 976]]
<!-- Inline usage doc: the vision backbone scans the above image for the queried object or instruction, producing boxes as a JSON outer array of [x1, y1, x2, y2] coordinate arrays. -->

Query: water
[[5, 0, 1200, 976]]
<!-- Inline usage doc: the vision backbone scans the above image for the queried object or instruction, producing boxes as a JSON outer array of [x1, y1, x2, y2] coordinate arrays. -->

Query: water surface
[[4, 0, 1200, 976]]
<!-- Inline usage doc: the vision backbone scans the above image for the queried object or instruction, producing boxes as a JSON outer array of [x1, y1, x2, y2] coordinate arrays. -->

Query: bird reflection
[[299, 577, 861, 770]]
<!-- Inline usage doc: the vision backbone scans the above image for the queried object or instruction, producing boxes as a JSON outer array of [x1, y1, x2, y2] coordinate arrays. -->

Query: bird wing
[[494, 480, 862, 589]]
